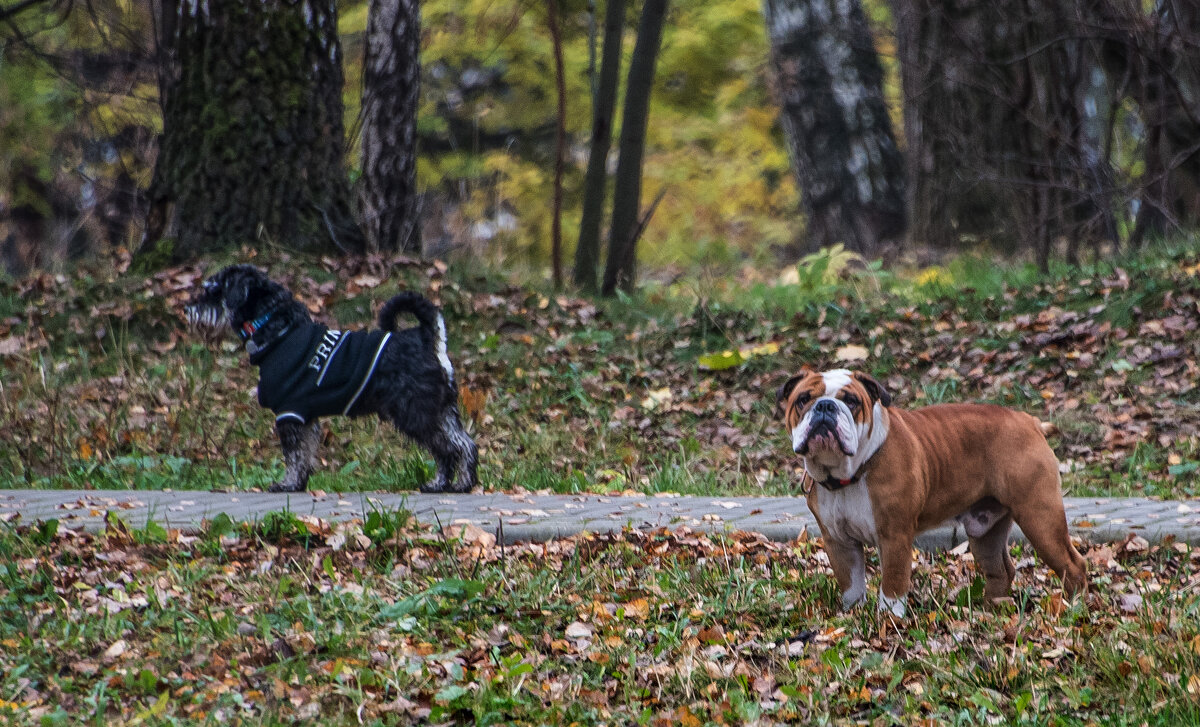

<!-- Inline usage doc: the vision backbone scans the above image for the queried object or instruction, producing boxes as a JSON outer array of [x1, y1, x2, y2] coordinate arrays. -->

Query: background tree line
[[1, 0, 1197, 286]]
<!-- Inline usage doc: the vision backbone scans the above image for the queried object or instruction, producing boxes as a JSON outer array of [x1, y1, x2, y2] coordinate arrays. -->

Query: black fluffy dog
[[186, 264, 478, 493]]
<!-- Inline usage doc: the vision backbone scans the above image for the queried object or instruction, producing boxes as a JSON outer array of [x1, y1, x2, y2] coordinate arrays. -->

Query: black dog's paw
[[421, 478, 468, 494], [268, 481, 306, 493], [423, 480, 474, 494], [419, 479, 446, 494]]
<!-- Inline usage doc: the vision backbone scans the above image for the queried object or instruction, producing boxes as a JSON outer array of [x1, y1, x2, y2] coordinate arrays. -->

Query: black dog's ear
[[217, 265, 267, 314], [774, 374, 806, 419], [853, 371, 892, 408], [223, 277, 251, 313]]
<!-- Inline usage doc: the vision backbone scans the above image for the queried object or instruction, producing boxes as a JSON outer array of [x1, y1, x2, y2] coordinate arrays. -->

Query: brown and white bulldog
[[777, 367, 1087, 617]]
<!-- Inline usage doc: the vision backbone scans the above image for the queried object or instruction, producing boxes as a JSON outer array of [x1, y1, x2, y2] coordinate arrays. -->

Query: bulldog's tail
[[378, 293, 455, 382]]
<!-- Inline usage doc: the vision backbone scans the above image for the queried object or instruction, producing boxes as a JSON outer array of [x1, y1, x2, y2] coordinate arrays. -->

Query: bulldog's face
[[185, 264, 276, 335], [776, 368, 892, 473]]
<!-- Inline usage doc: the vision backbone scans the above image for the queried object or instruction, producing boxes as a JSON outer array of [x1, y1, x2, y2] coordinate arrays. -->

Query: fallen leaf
[[624, 598, 650, 621], [835, 344, 869, 362], [565, 621, 593, 639], [103, 639, 127, 660], [698, 350, 743, 371], [640, 387, 673, 410], [1117, 593, 1143, 612]]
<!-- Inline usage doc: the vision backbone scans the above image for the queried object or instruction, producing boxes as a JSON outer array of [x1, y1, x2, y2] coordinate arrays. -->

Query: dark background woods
[[1, 0, 1198, 283]]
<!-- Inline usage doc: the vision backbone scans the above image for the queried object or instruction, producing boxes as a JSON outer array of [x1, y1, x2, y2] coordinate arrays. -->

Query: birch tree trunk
[[142, 0, 365, 261], [763, 0, 906, 257], [359, 0, 422, 254]]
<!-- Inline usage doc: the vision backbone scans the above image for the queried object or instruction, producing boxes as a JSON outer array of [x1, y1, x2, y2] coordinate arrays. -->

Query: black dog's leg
[[416, 429, 457, 493], [415, 409, 477, 494], [269, 419, 321, 493], [446, 409, 478, 491]]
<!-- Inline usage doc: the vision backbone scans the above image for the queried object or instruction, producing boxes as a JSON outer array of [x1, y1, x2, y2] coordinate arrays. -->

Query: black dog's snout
[[813, 399, 838, 417]]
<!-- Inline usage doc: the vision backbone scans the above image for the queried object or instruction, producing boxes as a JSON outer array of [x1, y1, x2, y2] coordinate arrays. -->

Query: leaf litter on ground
[[0, 516, 1198, 724], [2, 245, 1198, 498]]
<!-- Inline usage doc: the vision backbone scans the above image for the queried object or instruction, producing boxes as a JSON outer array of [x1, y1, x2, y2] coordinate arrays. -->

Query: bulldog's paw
[[877, 594, 907, 618], [841, 587, 866, 611]]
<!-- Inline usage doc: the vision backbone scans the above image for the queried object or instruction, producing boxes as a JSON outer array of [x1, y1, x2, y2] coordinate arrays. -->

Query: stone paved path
[[2, 489, 1198, 550]]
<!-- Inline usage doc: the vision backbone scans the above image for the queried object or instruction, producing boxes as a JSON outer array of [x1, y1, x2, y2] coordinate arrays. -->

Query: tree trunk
[[547, 0, 567, 289], [360, 0, 422, 254], [141, 0, 365, 262], [575, 0, 627, 293], [601, 0, 668, 296], [1094, 0, 1200, 245], [763, 0, 906, 258], [895, 0, 1117, 264]]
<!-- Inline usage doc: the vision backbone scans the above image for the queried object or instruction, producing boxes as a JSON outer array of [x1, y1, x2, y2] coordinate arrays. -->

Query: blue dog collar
[[239, 311, 274, 340]]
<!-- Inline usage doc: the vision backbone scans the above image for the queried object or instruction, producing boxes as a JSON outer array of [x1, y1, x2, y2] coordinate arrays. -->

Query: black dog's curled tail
[[378, 292, 455, 383]]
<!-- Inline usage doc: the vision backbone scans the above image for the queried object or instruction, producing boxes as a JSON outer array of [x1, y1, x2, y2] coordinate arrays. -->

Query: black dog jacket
[[250, 325, 392, 424]]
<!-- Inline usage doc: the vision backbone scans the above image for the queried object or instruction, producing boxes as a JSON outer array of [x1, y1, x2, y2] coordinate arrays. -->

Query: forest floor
[[1, 244, 1199, 724], [0, 502, 1197, 724]]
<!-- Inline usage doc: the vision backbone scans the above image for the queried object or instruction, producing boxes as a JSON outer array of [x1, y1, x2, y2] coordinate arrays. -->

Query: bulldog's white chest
[[813, 479, 878, 546]]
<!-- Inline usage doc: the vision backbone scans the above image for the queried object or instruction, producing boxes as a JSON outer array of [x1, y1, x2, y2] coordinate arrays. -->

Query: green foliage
[[362, 506, 412, 546], [196, 513, 236, 557], [378, 578, 486, 621], [104, 512, 168, 545], [792, 243, 866, 293], [2, 1, 159, 262], [28, 519, 58, 547], [257, 510, 314, 547], [0, 59, 74, 187], [415, 0, 796, 268]]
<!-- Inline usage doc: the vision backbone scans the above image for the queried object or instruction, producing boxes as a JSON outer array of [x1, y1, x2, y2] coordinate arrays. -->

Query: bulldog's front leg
[[824, 536, 868, 610], [877, 532, 915, 617]]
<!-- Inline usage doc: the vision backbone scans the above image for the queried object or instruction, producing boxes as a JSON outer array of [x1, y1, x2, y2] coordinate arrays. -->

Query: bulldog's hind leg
[[967, 512, 1016, 600], [1010, 491, 1088, 596], [270, 419, 321, 493]]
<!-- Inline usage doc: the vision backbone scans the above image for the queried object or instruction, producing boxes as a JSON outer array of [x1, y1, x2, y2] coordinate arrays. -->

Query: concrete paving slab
[[0, 490, 1197, 551]]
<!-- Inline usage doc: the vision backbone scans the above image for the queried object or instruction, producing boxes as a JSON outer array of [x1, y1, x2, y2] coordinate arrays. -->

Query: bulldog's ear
[[854, 371, 892, 408], [774, 374, 806, 419]]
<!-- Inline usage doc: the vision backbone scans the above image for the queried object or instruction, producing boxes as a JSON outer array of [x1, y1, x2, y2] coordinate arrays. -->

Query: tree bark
[[601, 0, 668, 296], [360, 0, 422, 254], [1094, 0, 1200, 245], [763, 0, 906, 258], [547, 0, 567, 289], [894, 0, 1117, 264], [142, 0, 365, 261], [575, 0, 627, 293]]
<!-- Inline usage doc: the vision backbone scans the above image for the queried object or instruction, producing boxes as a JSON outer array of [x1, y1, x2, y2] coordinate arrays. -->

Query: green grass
[[0, 240, 1198, 498], [0, 517, 1197, 724]]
